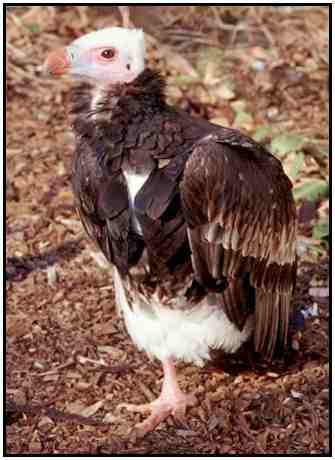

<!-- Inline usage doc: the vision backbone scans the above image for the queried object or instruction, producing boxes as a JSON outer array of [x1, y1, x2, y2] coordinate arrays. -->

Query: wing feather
[[181, 131, 297, 358]]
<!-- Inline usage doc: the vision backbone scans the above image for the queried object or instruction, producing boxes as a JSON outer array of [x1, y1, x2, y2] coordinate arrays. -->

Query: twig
[[6, 399, 106, 427], [32, 356, 76, 376], [87, 364, 132, 375], [76, 355, 107, 366], [118, 6, 133, 28]]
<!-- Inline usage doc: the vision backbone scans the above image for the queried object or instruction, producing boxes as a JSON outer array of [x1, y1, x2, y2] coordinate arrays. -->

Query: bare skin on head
[[45, 27, 145, 85]]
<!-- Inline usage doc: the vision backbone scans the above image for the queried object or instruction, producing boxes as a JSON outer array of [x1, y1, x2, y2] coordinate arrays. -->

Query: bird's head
[[44, 27, 145, 85]]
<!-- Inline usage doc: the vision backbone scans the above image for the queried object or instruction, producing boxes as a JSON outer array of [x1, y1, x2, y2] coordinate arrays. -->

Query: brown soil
[[6, 6, 329, 455]]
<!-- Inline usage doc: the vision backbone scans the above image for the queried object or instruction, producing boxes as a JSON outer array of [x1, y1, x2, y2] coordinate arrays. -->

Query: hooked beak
[[44, 47, 71, 76]]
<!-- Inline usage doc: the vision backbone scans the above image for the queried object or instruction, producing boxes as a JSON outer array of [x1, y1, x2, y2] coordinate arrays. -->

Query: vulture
[[45, 27, 298, 436]]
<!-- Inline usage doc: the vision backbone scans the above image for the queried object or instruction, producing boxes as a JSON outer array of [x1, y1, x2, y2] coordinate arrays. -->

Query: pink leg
[[118, 359, 197, 437]]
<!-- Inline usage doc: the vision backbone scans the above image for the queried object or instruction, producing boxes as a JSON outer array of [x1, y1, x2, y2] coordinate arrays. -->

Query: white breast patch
[[123, 170, 150, 235]]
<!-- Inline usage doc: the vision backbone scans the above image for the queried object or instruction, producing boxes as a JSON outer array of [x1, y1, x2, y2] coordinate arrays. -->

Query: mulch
[[5, 6, 329, 455]]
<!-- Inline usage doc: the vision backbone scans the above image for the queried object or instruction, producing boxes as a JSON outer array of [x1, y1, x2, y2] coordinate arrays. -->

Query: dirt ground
[[5, 6, 329, 455]]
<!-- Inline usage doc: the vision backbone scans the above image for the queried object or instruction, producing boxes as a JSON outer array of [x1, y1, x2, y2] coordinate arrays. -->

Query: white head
[[45, 27, 145, 85]]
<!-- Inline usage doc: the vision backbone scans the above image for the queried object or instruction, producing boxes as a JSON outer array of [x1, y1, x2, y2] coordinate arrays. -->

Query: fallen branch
[[6, 399, 107, 427]]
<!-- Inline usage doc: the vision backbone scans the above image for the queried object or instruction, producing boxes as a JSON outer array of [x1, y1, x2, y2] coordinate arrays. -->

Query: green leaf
[[196, 47, 225, 80], [312, 216, 329, 240], [319, 147, 329, 157], [270, 134, 305, 157], [253, 124, 273, 142], [308, 244, 326, 256], [288, 152, 305, 180], [214, 82, 235, 100], [293, 179, 329, 202], [301, 138, 329, 157], [232, 100, 253, 130], [231, 100, 247, 112], [234, 111, 253, 130], [26, 23, 41, 33], [172, 75, 200, 86]]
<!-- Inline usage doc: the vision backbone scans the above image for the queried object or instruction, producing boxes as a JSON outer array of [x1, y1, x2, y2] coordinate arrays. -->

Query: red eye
[[101, 48, 116, 60]]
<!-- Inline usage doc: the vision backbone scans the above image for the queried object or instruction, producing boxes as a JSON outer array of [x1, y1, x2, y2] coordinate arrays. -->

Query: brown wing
[[72, 159, 145, 276], [74, 172, 131, 275], [180, 131, 297, 359]]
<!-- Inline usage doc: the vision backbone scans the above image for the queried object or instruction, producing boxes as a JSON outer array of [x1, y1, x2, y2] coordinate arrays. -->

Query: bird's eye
[[101, 48, 116, 60]]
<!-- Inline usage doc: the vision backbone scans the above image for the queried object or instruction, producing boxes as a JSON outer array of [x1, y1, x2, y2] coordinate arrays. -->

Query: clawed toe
[[134, 406, 171, 437], [118, 360, 198, 437], [117, 402, 152, 414], [119, 393, 197, 437]]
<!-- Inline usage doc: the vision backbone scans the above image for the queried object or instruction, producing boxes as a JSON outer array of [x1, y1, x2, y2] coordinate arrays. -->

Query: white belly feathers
[[113, 268, 254, 366]]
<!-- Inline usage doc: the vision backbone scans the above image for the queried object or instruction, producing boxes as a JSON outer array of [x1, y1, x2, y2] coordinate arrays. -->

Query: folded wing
[[180, 130, 297, 359]]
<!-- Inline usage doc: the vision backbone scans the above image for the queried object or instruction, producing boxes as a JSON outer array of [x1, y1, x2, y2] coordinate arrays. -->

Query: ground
[[5, 6, 329, 455]]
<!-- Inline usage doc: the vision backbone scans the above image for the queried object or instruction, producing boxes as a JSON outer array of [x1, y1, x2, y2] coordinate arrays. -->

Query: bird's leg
[[118, 359, 197, 437]]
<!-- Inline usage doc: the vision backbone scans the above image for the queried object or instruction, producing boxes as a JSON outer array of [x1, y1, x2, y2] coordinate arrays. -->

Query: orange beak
[[44, 48, 71, 76]]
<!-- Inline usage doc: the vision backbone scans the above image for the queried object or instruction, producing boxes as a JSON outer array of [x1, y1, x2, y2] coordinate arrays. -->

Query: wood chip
[[38, 416, 54, 428], [138, 382, 155, 402], [79, 400, 104, 418], [76, 355, 106, 366], [6, 389, 27, 405], [103, 412, 119, 424], [309, 287, 329, 298], [33, 361, 45, 370], [291, 390, 304, 400], [6, 313, 34, 338], [66, 400, 86, 415], [175, 429, 198, 437], [42, 374, 59, 382], [46, 265, 58, 286], [75, 381, 92, 390], [266, 372, 279, 378]]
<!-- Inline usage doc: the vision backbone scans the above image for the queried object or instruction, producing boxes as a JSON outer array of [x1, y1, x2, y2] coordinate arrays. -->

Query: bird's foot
[[118, 391, 197, 438]]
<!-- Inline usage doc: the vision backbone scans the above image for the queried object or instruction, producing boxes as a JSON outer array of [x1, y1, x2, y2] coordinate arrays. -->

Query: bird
[[45, 27, 298, 437]]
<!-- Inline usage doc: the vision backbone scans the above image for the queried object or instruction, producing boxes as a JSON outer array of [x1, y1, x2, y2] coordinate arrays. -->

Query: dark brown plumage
[[70, 69, 297, 359]]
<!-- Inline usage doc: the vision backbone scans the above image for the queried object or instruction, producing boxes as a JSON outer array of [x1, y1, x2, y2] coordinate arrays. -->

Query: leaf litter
[[6, 5, 329, 455]]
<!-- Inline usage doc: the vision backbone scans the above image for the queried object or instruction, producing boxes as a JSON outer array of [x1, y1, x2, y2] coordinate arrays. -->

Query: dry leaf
[[66, 400, 86, 415], [103, 412, 119, 424], [46, 265, 58, 286], [79, 400, 104, 418], [291, 390, 304, 400], [6, 313, 34, 338]]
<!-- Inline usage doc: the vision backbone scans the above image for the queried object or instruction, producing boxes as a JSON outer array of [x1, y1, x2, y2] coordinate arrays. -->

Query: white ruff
[[113, 268, 254, 366], [123, 170, 149, 235], [90, 87, 104, 116]]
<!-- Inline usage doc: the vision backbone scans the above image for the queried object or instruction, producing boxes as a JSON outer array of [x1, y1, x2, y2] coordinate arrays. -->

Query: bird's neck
[[70, 69, 166, 125], [70, 69, 177, 169], [70, 69, 211, 170]]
